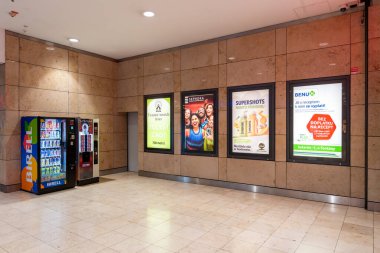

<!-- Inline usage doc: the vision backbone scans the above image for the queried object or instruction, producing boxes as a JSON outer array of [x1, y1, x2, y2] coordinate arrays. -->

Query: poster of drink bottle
[[231, 89, 270, 155]]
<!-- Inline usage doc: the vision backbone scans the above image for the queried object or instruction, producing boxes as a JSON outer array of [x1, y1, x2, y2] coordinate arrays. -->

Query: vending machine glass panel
[[78, 119, 94, 181], [40, 118, 67, 189]]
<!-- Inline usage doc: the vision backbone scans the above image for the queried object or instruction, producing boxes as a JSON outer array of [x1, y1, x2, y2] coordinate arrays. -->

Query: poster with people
[[145, 94, 173, 153], [228, 84, 275, 160], [182, 90, 217, 155]]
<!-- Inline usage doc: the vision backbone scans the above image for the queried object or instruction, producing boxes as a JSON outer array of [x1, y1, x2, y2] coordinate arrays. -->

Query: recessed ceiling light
[[68, 38, 79, 43], [143, 11, 155, 17]]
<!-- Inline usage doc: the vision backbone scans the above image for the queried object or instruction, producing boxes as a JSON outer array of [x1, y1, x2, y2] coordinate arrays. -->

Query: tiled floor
[[0, 172, 379, 253]]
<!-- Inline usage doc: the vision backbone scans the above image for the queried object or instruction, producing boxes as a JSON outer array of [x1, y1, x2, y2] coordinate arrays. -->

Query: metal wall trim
[[139, 170, 365, 208]]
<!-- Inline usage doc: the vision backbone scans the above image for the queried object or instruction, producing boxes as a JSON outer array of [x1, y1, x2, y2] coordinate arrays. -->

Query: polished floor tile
[[0, 172, 379, 253]]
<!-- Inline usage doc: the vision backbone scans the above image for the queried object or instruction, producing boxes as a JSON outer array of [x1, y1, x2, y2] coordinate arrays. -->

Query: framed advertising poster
[[144, 93, 174, 154], [287, 76, 350, 166], [181, 89, 218, 156], [227, 83, 275, 160]]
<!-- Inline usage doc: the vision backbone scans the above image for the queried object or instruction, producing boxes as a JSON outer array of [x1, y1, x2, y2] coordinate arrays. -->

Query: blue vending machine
[[21, 117, 77, 194]]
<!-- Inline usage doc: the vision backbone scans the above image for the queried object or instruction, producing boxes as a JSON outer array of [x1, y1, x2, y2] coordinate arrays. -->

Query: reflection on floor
[[0, 172, 379, 253]]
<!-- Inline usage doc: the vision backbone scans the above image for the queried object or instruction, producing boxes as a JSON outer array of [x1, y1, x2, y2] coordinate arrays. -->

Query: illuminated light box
[[181, 89, 218, 156], [144, 93, 174, 154], [287, 76, 350, 166], [227, 83, 275, 160]]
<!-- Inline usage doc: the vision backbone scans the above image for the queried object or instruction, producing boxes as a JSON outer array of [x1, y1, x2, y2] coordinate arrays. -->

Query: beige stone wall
[[117, 8, 380, 200], [0, 7, 378, 199], [0, 35, 128, 189], [368, 5, 380, 203]]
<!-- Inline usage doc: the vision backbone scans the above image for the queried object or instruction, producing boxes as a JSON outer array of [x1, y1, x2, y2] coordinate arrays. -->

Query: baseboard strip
[[138, 170, 365, 208]]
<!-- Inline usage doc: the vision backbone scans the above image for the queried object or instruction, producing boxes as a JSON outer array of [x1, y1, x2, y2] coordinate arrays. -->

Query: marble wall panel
[[227, 159, 276, 186], [180, 156, 219, 180], [5, 35, 19, 61], [118, 58, 143, 79], [78, 53, 116, 79], [20, 63, 69, 91], [143, 73, 174, 94], [143, 153, 179, 175], [287, 45, 350, 80], [144, 52, 174, 76], [227, 31, 275, 62], [287, 163, 350, 196], [227, 57, 275, 86], [180, 65, 219, 91], [287, 15, 350, 53], [19, 87, 68, 113], [20, 39, 68, 70], [181, 42, 218, 70]]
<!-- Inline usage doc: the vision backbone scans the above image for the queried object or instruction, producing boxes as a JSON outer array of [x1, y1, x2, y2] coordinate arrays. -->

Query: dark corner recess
[[364, 0, 370, 209]]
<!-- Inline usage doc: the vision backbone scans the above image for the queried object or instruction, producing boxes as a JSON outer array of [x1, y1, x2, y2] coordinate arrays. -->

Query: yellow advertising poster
[[146, 97, 172, 150]]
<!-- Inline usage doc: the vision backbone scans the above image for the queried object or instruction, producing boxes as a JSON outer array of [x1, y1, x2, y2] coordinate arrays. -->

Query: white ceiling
[[0, 0, 351, 60]]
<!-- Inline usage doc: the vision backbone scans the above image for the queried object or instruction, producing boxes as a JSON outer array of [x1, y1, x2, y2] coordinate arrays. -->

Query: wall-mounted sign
[[227, 84, 275, 160], [144, 93, 174, 154], [181, 89, 218, 156], [287, 76, 350, 165]]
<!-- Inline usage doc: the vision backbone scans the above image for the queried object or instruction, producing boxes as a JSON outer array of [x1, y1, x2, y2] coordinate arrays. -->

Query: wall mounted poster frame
[[144, 93, 174, 154], [227, 83, 275, 160], [181, 89, 218, 156], [287, 75, 350, 166]]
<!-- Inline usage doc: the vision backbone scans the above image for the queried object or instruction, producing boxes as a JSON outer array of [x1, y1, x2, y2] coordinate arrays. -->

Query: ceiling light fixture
[[143, 11, 155, 17], [68, 38, 79, 43]]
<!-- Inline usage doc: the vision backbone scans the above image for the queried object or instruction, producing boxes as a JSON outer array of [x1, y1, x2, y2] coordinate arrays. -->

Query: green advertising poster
[[292, 83, 342, 158], [146, 97, 171, 150]]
